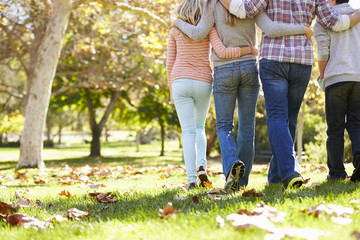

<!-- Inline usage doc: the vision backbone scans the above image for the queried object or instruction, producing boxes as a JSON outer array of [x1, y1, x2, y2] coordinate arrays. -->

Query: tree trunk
[[58, 126, 62, 144], [90, 125, 101, 157], [136, 130, 141, 152], [87, 90, 121, 157], [206, 131, 217, 156], [18, 0, 72, 169], [160, 121, 165, 156], [296, 104, 306, 164]]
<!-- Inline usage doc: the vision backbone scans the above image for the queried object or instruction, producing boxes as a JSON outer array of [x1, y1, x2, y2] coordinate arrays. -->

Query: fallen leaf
[[95, 193, 118, 203], [331, 216, 352, 225], [302, 178, 311, 184], [46, 215, 68, 223], [36, 200, 44, 207], [158, 202, 180, 219], [226, 213, 279, 233], [301, 204, 354, 218], [88, 183, 106, 189], [14, 197, 33, 208], [206, 188, 226, 194], [253, 201, 286, 223], [67, 208, 89, 220], [6, 213, 48, 230], [0, 201, 16, 215], [237, 209, 256, 216], [192, 196, 199, 204], [59, 190, 72, 198], [203, 181, 213, 188], [89, 191, 101, 197], [242, 189, 265, 197], [34, 178, 48, 184], [216, 215, 225, 228]]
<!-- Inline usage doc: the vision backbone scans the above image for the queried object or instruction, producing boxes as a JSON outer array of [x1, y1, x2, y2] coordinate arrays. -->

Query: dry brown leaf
[[301, 204, 354, 218], [89, 191, 101, 197], [205, 188, 226, 194], [46, 215, 68, 223], [302, 178, 311, 184], [226, 213, 279, 233], [0, 201, 16, 215], [6, 213, 48, 230], [237, 209, 256, 216], [34, 178, 48, 184], [67, 208, 89, 220], [36, 200, 44, 207], [192, 196, 199, 204], [59, 190, 72, 198], [253, 201, 286, 223], [203, 181, 213, 188], [95, 193, 118, 203], [15, 197, 33, 208], [158, 202, 180, 219], [242, 189, 265, 197]]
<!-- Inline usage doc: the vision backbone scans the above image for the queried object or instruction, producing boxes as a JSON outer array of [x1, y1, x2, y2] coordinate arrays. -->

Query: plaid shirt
[[242, 0, 341, 65]]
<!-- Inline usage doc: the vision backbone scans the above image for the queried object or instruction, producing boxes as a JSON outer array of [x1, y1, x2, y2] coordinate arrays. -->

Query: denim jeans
[[325, 82, 360, 179], [259, 59, 312, 184], [172, 78, 212, 183], [213, 60, 260, 186]]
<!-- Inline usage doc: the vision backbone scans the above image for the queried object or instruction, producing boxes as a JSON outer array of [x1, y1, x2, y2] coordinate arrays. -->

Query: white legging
[[172, 78, 212, 183]]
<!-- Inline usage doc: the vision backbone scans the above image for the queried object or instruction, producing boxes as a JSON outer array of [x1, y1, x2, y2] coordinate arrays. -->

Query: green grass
[[0, 141, 360, 240]]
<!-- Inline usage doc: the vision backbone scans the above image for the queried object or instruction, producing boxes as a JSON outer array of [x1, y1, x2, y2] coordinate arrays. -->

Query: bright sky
[[349, 0, 360, 9]]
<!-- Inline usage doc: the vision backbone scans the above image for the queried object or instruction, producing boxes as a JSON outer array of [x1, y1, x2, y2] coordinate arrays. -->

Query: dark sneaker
[[224, 160, 245, 193], [350, 155, 360, 182], [188, 182, 197, 190], [283, 173, 303, 189], [326, 175, 346, 181], [197, 166, 210, 187]]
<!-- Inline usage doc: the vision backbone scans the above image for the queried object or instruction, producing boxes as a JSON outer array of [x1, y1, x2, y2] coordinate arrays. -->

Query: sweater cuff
[[318, 54, 329, 61], [332, 15, 350, 32], [229, 0, 246, 19]]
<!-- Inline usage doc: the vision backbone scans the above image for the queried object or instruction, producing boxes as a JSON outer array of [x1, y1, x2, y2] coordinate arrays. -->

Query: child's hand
[[304, 26, 313, 39], [252, 47, 259, 56]]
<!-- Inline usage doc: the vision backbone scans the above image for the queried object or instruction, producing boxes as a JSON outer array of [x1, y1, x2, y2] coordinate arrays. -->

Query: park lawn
[[0, 141, 360, 240]]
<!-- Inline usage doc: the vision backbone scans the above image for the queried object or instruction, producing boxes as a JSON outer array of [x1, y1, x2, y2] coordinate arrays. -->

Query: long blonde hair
[[174, 0, 204, 26], [171, 0, 205, 39]]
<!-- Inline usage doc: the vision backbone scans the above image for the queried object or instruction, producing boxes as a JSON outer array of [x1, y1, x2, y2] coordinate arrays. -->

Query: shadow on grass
[[0, 155, 183, 171], [9, 180, 356, 224]]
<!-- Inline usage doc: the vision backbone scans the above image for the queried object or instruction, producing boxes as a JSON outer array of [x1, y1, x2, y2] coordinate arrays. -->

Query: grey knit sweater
[[176, 0, 305, 67], [314, 3, 360, 89]]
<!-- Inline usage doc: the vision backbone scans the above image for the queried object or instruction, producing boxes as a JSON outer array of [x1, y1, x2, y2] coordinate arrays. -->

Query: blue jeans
[[213, 60, 260, 186], [325, 82, 360, 179], [259, 59, 312, 184], [172, 78, 212, 183]]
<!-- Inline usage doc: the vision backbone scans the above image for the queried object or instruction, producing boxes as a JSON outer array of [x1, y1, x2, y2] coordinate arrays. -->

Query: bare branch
[[115, 3, 169, 28], [0, 24, 30, 53], [51, 82, 88, 96], [40, 0, 53, 10], [0, 82, 25, 99], [72, 1, 168, 27], [98, 90, 121, 129]]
